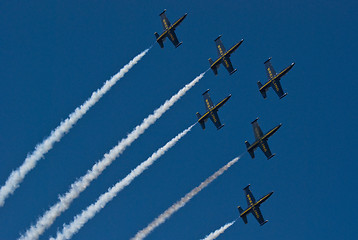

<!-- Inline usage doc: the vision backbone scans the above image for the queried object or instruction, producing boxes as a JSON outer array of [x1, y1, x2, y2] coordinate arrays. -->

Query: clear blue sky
[[1, 1, 357, 239]]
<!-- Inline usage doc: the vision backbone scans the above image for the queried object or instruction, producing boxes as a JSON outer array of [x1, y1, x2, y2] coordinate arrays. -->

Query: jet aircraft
[[154, 9, 187, 48], [245, 118, 281, 160], [196, 90, 231, 130], [258, 57, 295, 99], [208, 35, 244, 75], [238, 184, 274, 226]]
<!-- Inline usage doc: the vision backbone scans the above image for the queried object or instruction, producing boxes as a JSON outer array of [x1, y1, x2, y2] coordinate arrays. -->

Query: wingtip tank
[[230, 69, 237, 75], [260, 220, 269, 226], [251, 117, 259, 124], [217, 124, 225, 130], [243, 184, 251, 190], [279, 93, 288, 99], [202, 89, 210, 95], [264, 57, 272, 64], [214, 34, 222, 41], [159, 9, 167, 16]]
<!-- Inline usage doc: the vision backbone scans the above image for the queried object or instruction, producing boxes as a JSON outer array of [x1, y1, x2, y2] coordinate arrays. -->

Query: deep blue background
[[1, 1, 357, 239]]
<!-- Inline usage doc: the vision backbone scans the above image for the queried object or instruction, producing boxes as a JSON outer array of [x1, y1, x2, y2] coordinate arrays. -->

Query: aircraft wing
[[209, 110, 223, 130], [244, 185, 256, 207], [222, 56, 235, 74], [252, 119, 263, 140], [215, 36, 226, 56], [252, 206, 266, 225], [271, 79, 286, 98], [160, 11, 171, 30], [259, 140, 273, 159], [167, 29, 180, 47], [264, 59, 277, 80], [203, 90, 214, 111]]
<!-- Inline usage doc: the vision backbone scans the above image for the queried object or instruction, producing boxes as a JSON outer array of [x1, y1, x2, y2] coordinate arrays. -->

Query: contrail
[[50, 123, 196, 240], [19, 72, 206, 240], [131, 156, 241, 240], [0, 47, 151, 207], [201, 220, 235, 240]]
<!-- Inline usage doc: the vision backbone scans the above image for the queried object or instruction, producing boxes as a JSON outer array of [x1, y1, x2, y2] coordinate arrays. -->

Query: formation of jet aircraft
[[196, 90, 231, 130], [154, 9, 187, 48], [238, 185, 273, 226], [245, 118, 282, 160], [154, 9, 295, 227]]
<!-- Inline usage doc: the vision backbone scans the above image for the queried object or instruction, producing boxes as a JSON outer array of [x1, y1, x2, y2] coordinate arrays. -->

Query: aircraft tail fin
[[196, 112, 205, 129], [238, 206, 248, 224], [154, 32, 164, 48], [257, 81, 267, 99], [245, 141, 255, 159]]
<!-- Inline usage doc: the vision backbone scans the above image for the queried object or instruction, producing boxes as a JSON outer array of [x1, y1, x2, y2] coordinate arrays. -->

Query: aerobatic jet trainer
[[208, 35, 244, 75], [238, 184, 274, 226], [258, 57, 295, 99], [245, 118, 281, 160], [154, 9, 187, 48], [196, 89, 231, 130]]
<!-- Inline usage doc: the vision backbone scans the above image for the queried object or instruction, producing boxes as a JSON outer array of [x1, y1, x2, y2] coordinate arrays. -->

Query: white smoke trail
[[131, 156, 241, 240], [19, 72, 206, 240], [202, 220, 235, 240], [0, 48, 151, 207], [51, 124, 196, 240]]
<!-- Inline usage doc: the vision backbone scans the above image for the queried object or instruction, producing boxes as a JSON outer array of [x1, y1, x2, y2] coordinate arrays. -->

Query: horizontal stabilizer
[[267, 154, 276, 160], [238, 206, 248, 224], [208, 58, 214, 66], [230, 69, 237, 75], [257, 82, 267, 99], [238, 206, 244, 214], [196, 112, 205, 129], [260, 90, 267, 99], [208, 58, 217, 75], [175, 42, 183, 48], [245, 141, 255, 159], [154, 32, 164, 48]]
